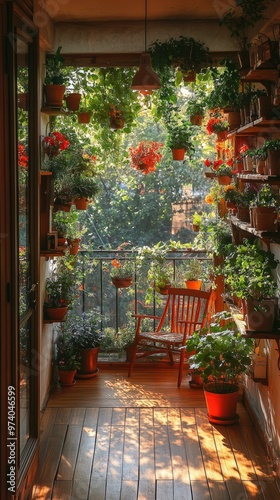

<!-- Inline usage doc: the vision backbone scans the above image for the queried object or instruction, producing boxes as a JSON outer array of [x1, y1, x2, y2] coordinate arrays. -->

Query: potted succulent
[[165, 117, 195, 160], [222, 239, 278, 331], [55, 331, 81, 386], [186, 311, 254, 424], [43, 46, 66, 107]]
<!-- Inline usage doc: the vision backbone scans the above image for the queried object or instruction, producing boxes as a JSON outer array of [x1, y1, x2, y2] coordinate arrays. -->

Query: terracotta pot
[[171, 149, 185, 161], [67, 238, 80, 255], [183, 69, 196, 82], [111, 276, 133, 288], [190, 115, 203, 126], [74, 197, 90, 210], [216, 131, 228, 142], [218, 175, 232, 186], [245, 298, 277, 332], [204, 383, 239, 424], [237, 206, 250, 223], [110, 116, 125, 129], [45, 306, 68, 321], [192, 224, 200, 232], [65, 92, 81, 111], [76, 347, 99, 378], [185, 280, 202, 290], [254, 207, 277, 231], [268, 149, 280, 175], [227, 111, 241, 130], [44, 84, 65, 107], [77, 112, 92, 124], [58, 369, 76, 386]]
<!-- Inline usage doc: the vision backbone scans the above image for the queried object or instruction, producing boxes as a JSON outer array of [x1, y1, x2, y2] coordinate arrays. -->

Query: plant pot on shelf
[[227, 111, 241, 130], [77, 111, 92, 124], [204, 383, 240, 425], [254, 206, 277, 231], [73, 197, 90, 210], [44, 84, 66, 107], [54, 198, 73, 212], [111, 276, 133, 288], [185, 280, 202, 290], [268, 150, 280, 175], [237, 206, 250, 223], [65, 92, 82, 111], [192, 224, 200, 232], [45, 306, 68, 321], [245, 298, 277, 332], [76, 347, 99, 378], [57, 369, 77, 386], [171, 149, 185, 161], [216, 130, 228, 142]]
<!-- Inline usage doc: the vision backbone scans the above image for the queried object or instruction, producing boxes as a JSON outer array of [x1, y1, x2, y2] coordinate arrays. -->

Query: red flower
[[18, 143, 28, 168], [129, 141, 163, 175], [43, 131, 70, 157], [213, 159, 223, 170], [204, 158, 212, 167]]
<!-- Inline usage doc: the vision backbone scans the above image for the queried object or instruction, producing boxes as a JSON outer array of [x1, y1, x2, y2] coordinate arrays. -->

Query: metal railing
[[75, 249, 211, 336]]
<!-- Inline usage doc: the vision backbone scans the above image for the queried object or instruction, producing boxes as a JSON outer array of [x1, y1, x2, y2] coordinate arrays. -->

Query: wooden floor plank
[[259, 478, 280, 499], [212, 425, 240, 480], [156, 479, 174, 499], [195, 409, 224, 482], [71, 426, 96, 499], [138, 479, 156, 499], [208, 480, 230, 499], [243, 480, 265, 499], [120, 480, 138, 500], [154, 425, 173, 480], [105, 425, 125, 500], [227, 424, 258, 481], [190, 479, 211, 499], [122, 423, 139, 481], [57, 425, 83, 480], [139, 424, 155, 480], [52, 480, 72, 500], [88, 425, 111, 498]]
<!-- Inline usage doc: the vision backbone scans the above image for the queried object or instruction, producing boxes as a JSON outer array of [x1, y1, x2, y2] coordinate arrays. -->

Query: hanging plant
[[129, 141, 163, 174]]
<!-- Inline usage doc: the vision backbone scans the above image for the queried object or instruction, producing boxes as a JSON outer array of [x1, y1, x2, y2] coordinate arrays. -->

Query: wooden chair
[[128, 287, 213, 387]]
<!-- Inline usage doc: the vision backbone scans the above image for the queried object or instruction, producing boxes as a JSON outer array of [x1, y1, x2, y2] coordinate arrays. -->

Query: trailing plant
[[194, 216, 232, 256], [165, 116, 196, 152], [205, 59, 241, 111], [251, 184, 278, 207]]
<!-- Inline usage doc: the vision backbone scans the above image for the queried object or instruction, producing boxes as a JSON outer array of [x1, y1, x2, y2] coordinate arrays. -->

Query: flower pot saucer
[[59, 380, 76, 387], [207, 413, 239, 425], [75, 368, 99, 379]]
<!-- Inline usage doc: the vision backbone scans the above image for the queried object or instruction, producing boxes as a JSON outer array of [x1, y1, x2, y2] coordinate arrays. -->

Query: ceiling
[[46, 0, 228, 23]]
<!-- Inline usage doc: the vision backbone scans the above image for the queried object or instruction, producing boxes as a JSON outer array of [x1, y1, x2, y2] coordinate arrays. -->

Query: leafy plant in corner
[[44, 46, 66, 85]]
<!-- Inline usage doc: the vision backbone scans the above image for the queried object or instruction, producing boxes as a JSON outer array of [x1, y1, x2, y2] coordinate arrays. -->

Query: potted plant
[[147, 261, 173, 296], [250, 184, 278, 231], [259, 139, 280, 175], [192, 212, 202, 232], [68, 311, 104, 378], [42, 131, 70, 160], [187, 98, 206, 126], [65, 217, 87, 256], [43, 46, 66, 107], [165, 117, 195, 160], [70, 175, 99, 210], [182, 258, 205, 290], [55, 331, 81, 386], [205, 59, 241, 115], [222, 239, 278, 331], [109, 258, 135, 288], [129, 141, 163, 174], [206, 116, 229, 142], [204, 158, 237, 185], [186, 311, 254, 424], [44, 272, 75, 321]]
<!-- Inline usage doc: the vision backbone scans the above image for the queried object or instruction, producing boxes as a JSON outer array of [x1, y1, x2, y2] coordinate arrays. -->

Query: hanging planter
[[77, 111, 92, 124], [65, 92, 82, 111], [111, 276, 133, 288], [217, 175, 232, 186], [171, 149, 185, 161], [190, 114, 203, 126], [129, 141, 163, 174], [73, 197, 90, 210]]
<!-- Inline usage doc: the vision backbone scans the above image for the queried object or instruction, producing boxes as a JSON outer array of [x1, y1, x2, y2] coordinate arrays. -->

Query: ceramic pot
[[45, 306, 68, 321], [245, 298, 277, 332], [111, 277, 133, 288], [204, 383, 240, 424], [171, 149, 185, 161], [58, 369, 76, 386], [65, 92, 81, 111], [74, 197, 90, 210], [44, 84, 65, 107], [185, 280, 202, 290], [254, 207, 277, 231], [76, 347, 100, 378]]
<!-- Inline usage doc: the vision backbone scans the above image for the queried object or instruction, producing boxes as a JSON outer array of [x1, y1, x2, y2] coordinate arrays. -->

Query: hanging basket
[[111, 276, 133, 288], [77, 111, 92, 124], [74, 197, 90, 210], [65, 92, 81, 111]]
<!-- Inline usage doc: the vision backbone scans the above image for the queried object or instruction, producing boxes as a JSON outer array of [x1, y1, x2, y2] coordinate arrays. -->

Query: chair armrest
[[132, 314, 162, 335]]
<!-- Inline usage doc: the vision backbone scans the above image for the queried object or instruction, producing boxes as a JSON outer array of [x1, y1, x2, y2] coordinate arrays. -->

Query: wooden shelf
[[240, 68, 279, 82], [230, 216, 280, 243], [40, 249, 66, 260], [41, 106, 68, 116], [235, 117, 280, 136], [237, 173, 280, 183]]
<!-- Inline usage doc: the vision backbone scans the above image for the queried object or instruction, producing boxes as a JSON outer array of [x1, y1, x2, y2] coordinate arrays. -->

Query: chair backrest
[[156, 287, 212, 339]]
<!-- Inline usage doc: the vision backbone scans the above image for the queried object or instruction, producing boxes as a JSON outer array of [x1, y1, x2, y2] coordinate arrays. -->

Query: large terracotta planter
[[76, 347, 99, 378], [58, 369, 77, 386], [245, 298, 277, 332], [204, 383, 240, 424], [44, 84, 65, 107], [171, 149, 185, 161]]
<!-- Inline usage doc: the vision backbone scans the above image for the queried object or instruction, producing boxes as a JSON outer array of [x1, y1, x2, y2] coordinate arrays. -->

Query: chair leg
[[128, 344, 137, 377], [177, 350, 185, 388]]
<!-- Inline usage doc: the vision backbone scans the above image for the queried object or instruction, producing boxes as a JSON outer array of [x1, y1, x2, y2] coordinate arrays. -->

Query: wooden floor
[[32, 365, 280, 500]]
